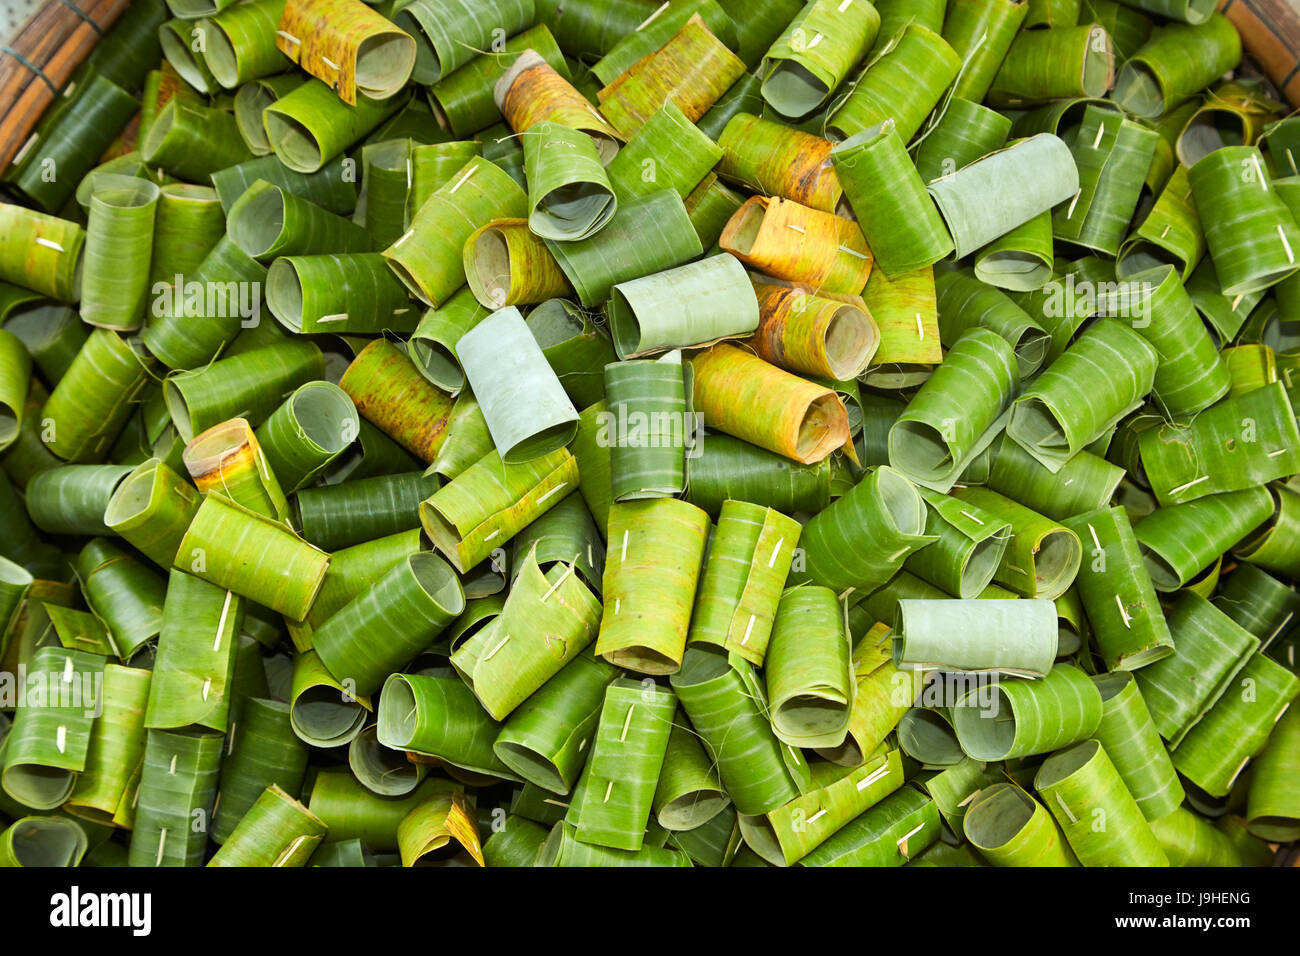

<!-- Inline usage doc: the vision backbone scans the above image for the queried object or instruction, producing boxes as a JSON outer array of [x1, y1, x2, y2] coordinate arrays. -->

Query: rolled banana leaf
[[229, 180, 371, 263], [975, 211, 1056, 292], [824, 23, 961, 144], [601, 100, 717, 206], [691, 343, 850, 465], [338, 339, 454, 464], [27, 464, 134, 537], [202, 0, 291, 88], [1134, 487, 1275, 591], [759, 0, 879, 118], [1172, 651, 1299, 798], [127, 729, 223, 867], [307, 772, 444, 850], [406, 289, 491, 392], [943, 0, 1031, 103], [288, 649, 369, 748], [267, 253, 416, 336], [482, 812, 549, 866], [1245, 703, 1300, 841], [546, 189, 703, 307], [0, 817, 89, 867], [799, 786, 940, 866], [1118, 166, 1204, 283], [208, 784, 327, 867], [949, 486, 1082, 601], [494, 50, 621, 161], [1214, 562, 1300, 647], [1134, 591, 1260, 746], [211, 154, 358, 217], [41, 329, 154, 464], [984, 435, 1123, 523], [888, 328, 1018, 493], [384, 156, 528, 307], [987, 23, 1115, 107], [668, 803, 743, 867], [1189, 145, 1300, 296], [952, 663, 1103, 760], [378, 673, 516, 779], [719, 196, 872, 295], [396, 783, 482, 867], [793, 466, 935, 597], [1007, 318, 1158, 473], [1138, 382, 1300, 506], [602, 353, 690, 500], [392, 0, 532, 86], [913, 97, 1012, 185], [522, 120, 618, 242], [253, 381, 357, 492], [493, 649, 620, 794], [0, 205, 84, 303], [213, 698, 309, 843], [297, 472, 435, 553], [716, 112, 841, 213], [860, 265, 943, 386], [764, 586, 854, 749], [429, 392, 495, 483], [182, 418, 289, 523], [684, 433, 832, 517], [1113, 13, 1241, 118], [264, 79, 404, 174], [0, 331, 29, 455], [965, 783, 1079, 867], [430, 25, 567, 138], [670, 645, 809, 815], [141, 99, 253, 181], [747, 280, 878, 381], [1091, 672, 1185, 821], [349, 722, 429, 797], [652, 712, 730, 832], [527, 299, 617, 409], [817, 624, 921, 766], [934, 269, 1051, 377], [538, 820, 691, 866], [148, 183, 226, 292], [684, 174, 746, 249], [75, 538, 167, 661], [272, 0, 414, 102], [100, 458, 199, 571], [1150, 806, 1248, 867], [62, 664, 150, 826], [895, 599, 1058, 678], [926, 134, 1080, 259], [463, 219, 571, 309]]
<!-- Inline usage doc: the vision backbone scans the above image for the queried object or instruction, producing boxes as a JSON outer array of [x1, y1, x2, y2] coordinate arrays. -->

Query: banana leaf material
[[303, 530, 423, 645], [1053, 106, 1159, 256], [99, 460, 197, 570], [1091, 672, 1185, 822], [741, 749, 904, 866], [147, 184, 226, 291], [492, 51, 621, 164], [0, 205, 84, 303], [338, 339, 454, 466], [687, 500, 801, 667], [26, 464, 135, 536], [759, 0, 880, 118], [1172, 651, 1299, 797], [0, 331, 29, 454], [3, 300, 84, 386], [834, 120, 954, 276], [407, 289, 491, 391], [456, 306, 578, 463], [860, 265, 943, 386], [985, 434, 1124, 523], [697, 67, 765, 142], [1223, 344, 1278, 396], [254, 380, 357, 492], [306, 772, 446, 850], [140, 99, 254, 183], [356, 138, 415, 248], [823, 23, 961, 144], [1134, 488, 1274, 591], [715, 112, 841, 213], [1059, 506, 1174, 671], [0, 558, 32, 653], [41, 329, 154, 463], [211, 154, 358, 217], [264, 79, 404, 174], [913, 96, 1013, 184], [1113, 13, 1241, 118], [420, 448, 578, 573], [964, 783, 1079, 867], [384, 156, 528, 307], [140, 237, 268, 372], [764, 585, 855, 748], [538, 820, 691, 866], [127, 729, 223, 867], [793, 466, 934, 597], [546, 188, 703, 306], [934, 269, 1052, 377], [61, 663, 150, 825], [1149, 806, 1248, 867], [684, 434, 832, 517], [509, 493, 604, 593], [391, 0, 532, 87], [684, 174, 746, 249], [895, 599, 1059, 678], [396, 784, 482, 866], [349, 724, 427, 797], [165, 340, 324, 443], [158, 15, 219, 93], [817, 624, 922, 766], [228, 179, 371, 262], [1189, 145, 1300, 296], [602, 100, 720, 205], [274, 0, 414, 104], [719, 196, 872, 295], [603, 353, 690, 500], [175, 490, 329, 621], [596, 13, 744, 140], [1175, 79, 1283, 168], [462, 219, 571, 309], [1214, 563, 1300, 647], [493, 650, 620, 794], [522, 121, 617, 242], [430, 392, 495, 481], [652, 712, 729, 831], [213, 698, 309, 843], [139, 63, 201, 150], [798, 785, 940, 866], [747, 279, 878, 381], [208, 784, 327, 867], [943, 0, 1031, 104], [974, 211, 1056, 292], [182, 418, 289, 522], [1245, 703, 1300, 841], [952, 663, 1102, 760], [609, 253, 758, 360], [1134, 591, 1260, 746], [1138, 382, 1300, 506], [671, 645, 809, 814], [526, 299, 617, 409], [1007, 318, 1158, 474], [297, 471, 435, 552], [288, 649, 369, 748], [987, 23, 1115, 107], [377, 673, 516, 779], [691, 344, 850, 465], [668, 803, 743, 867], [590, 0, 739, 85], [430, 25, 567, 138], [75, 538, 167, 661], [42, 605, 115, 659], [0, 817, 88, 867], [202, 0, 291, 87], [949, 486, 1082, 601], [927, 134, 1080, 259], [314, 552, 464, 697], [267, 253, 416, 336], [325, 416, 423, 484], [888, 328, 1018, 493]]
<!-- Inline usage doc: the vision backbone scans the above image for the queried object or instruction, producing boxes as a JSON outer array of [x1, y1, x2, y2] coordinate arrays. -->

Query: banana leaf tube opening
[[952, 663, 1103, 761], [964, 782, 1079, 867]]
